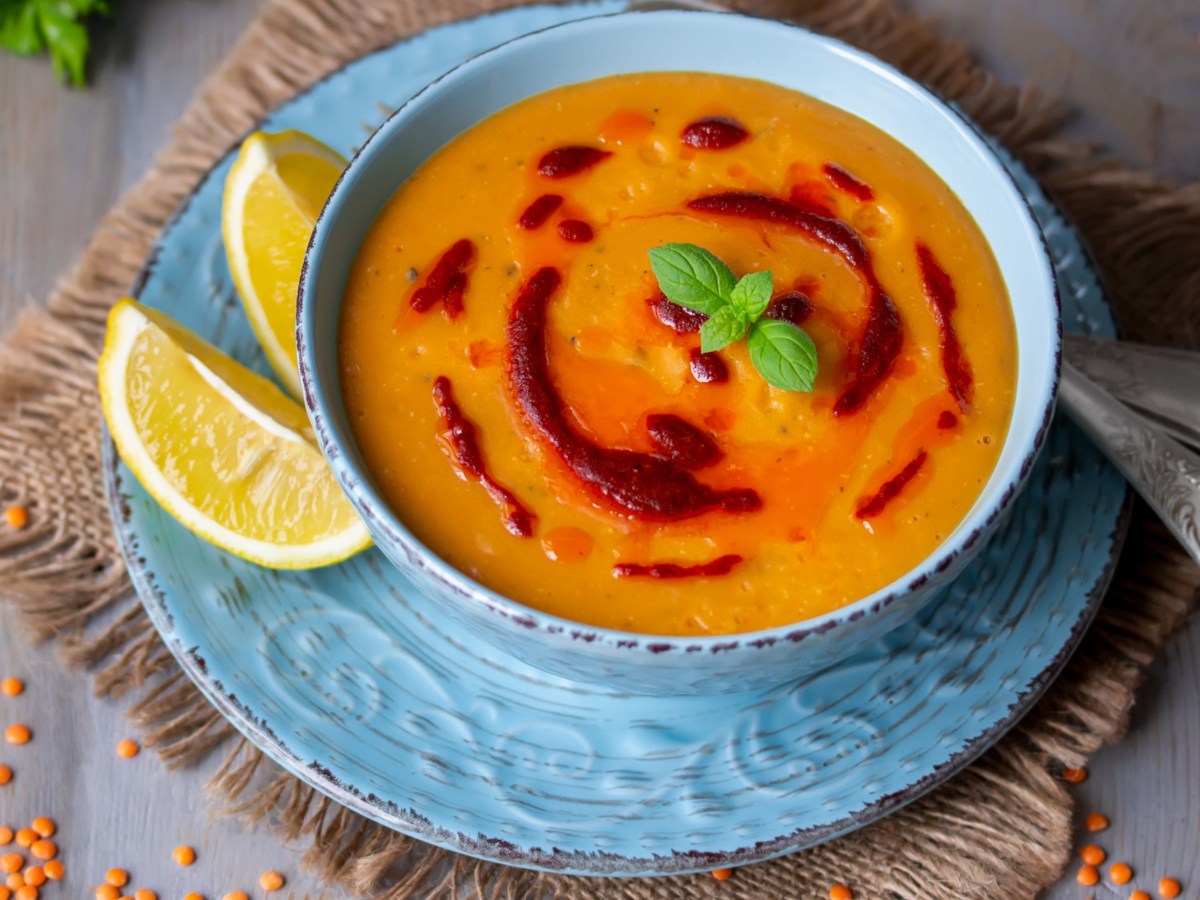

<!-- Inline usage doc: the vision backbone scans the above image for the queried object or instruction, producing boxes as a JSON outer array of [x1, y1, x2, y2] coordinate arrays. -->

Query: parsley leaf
[[0, 0, 110, 87]]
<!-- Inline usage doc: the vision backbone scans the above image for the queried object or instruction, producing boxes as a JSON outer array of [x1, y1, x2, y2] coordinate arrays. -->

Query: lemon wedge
[[99, 298, 371, 569], [222, 130, 346, 399]]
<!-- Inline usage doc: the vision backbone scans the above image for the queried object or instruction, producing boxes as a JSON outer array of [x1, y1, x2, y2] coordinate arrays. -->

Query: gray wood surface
[[0, 1, 1196, 897]]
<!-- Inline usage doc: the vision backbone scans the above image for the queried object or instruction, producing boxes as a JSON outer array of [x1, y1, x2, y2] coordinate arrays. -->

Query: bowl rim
[[297, 7, 1063, 656]]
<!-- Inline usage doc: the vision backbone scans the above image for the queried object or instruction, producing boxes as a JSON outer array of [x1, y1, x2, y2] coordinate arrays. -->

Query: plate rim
[[104, 440, 1132, 873], [105, 0, 1133, 876]]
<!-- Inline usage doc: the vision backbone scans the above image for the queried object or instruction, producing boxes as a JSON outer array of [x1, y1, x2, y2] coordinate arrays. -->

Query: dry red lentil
[[0, 765, 11, 786], [3, 876, 21, 892], [1131, 891, 1151, 900], [40, 863, 61, 882], [3, 507, 27, 530], [711, 869, 732, 882], [4, 726, 29, 747], [172, 846, 195, 867], [26, 843, 51, 864], [95, 886, 119, 900], [258, 871, 284, 892], [830, 885, 853, 900], [0, 886, 9, 900], [182, 894, 203, 900], [1080, 844, 1106, 866], [19, 869, 42, 889], [0, 857, 19, 875], [0, 680, 22, 698], [27, 822, 51, 841], [1077, 865, 1100, 887], [221, 893, 248, 900], [0, 831, 10, 846], [11, 835, 31, 852], [1061, 766, 1088, 783], [115, 739, 139, 759], [1085, 813, 1110, 832], [105, 869, 129, 888], [14, 886, 35, 900], [1110, 862, 1134, 885], [133, 889, 156, 900], [1159, 877, 1182, 898]]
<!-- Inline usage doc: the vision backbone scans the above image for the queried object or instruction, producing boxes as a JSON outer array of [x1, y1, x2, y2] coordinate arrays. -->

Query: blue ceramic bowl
[[298, 10, 1060, 695]]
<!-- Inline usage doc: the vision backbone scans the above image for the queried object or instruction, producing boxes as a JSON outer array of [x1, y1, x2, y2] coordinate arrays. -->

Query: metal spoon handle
[[1061, 360, 1200, 565], [1064, 333, 1200, 451], [626, 0, 724, 10]]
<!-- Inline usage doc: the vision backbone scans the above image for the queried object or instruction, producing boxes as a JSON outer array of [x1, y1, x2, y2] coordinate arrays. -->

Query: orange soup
[[339, 73, 1016, 636]]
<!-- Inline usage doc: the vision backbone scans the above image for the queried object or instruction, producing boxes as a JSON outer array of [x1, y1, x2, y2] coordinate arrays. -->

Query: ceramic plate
[[105, 1, 1128, 876]]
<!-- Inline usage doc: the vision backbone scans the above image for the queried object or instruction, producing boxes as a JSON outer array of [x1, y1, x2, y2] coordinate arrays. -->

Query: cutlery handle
[[1061, 360, 1200, 566], [626, 0, 725, 10], [1064, 333, 1200, 451]]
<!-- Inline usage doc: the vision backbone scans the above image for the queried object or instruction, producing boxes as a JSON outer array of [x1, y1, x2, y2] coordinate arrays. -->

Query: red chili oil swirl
[[937, 410, 959, 430], [689, 347, 729, 384], [537, 146, 612, 178], [764, 291, 813, 325], [410, 239, 475, 319], [822, 163, 875, 201], [788, 182, 836, 217], [518, 194, 563, 230], [680, 116, 749, 150], [506, 267, 760, 521], [557, 220, 594, 243], [916, 242, 974, 412], [649, 293, 707, 333], [432, 376, 536, 537], [855, 450, 928, 519], [686, 191, 902, 416], [646, 414, 722, 468], [613, 554, 743, 579]]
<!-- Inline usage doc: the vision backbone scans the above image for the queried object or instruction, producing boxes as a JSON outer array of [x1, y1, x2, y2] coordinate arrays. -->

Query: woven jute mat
[[2, 0, 1199, 896]]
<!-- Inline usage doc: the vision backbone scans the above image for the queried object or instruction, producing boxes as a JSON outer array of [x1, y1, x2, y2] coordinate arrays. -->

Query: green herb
[[648, 242, 818, 392], [0, 0, 110, 86]]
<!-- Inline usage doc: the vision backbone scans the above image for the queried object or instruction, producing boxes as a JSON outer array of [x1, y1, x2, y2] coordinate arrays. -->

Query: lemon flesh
[[99, 298, 371, 569], [222, 130, 346, 399]]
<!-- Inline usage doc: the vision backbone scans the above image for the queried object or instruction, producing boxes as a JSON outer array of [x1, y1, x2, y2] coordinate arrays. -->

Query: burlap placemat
[[2, 0, 1198, 896]]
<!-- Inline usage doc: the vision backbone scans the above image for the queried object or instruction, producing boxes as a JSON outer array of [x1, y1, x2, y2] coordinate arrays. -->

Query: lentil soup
[[338, 73, 1017, 635]]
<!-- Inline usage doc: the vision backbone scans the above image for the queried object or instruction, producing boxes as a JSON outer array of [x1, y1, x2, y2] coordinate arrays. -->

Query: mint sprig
[[0, 0, 110, 86], [648, 242, 818, 392]]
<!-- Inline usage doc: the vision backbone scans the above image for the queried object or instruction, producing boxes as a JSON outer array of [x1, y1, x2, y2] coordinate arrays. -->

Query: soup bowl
[[297, 9, 1060, 695]]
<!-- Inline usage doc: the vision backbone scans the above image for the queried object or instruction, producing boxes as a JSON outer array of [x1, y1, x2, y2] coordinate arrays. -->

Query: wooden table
[[1, 1, 1196, 897]]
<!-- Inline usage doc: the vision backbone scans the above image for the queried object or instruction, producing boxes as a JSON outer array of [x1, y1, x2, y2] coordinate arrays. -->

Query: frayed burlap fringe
[[0, 0, 1197, 897]]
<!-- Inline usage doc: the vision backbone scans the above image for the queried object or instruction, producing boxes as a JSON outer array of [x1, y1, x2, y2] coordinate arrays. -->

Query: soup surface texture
[[339, 73, 1017, 636]]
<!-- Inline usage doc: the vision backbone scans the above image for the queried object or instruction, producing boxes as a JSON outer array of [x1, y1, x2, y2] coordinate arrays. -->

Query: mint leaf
[[729, 270, 773, 320], [648, 243, 736, 315], [700, 305, 749, 353], [0, 3, 43, 54], [747, 319, 818, 392], [40, 6, 89, 85], [0, 0, 109, 86]]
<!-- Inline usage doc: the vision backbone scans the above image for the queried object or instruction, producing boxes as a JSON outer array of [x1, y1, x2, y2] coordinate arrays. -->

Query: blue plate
[[105, 0, 1128, 876]]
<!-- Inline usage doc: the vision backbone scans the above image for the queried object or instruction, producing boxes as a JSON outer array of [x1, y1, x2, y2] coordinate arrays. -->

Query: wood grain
[[0, 0, 1196, 897], [0, 1, 343, 894], [903, 0, 1200, 184]]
